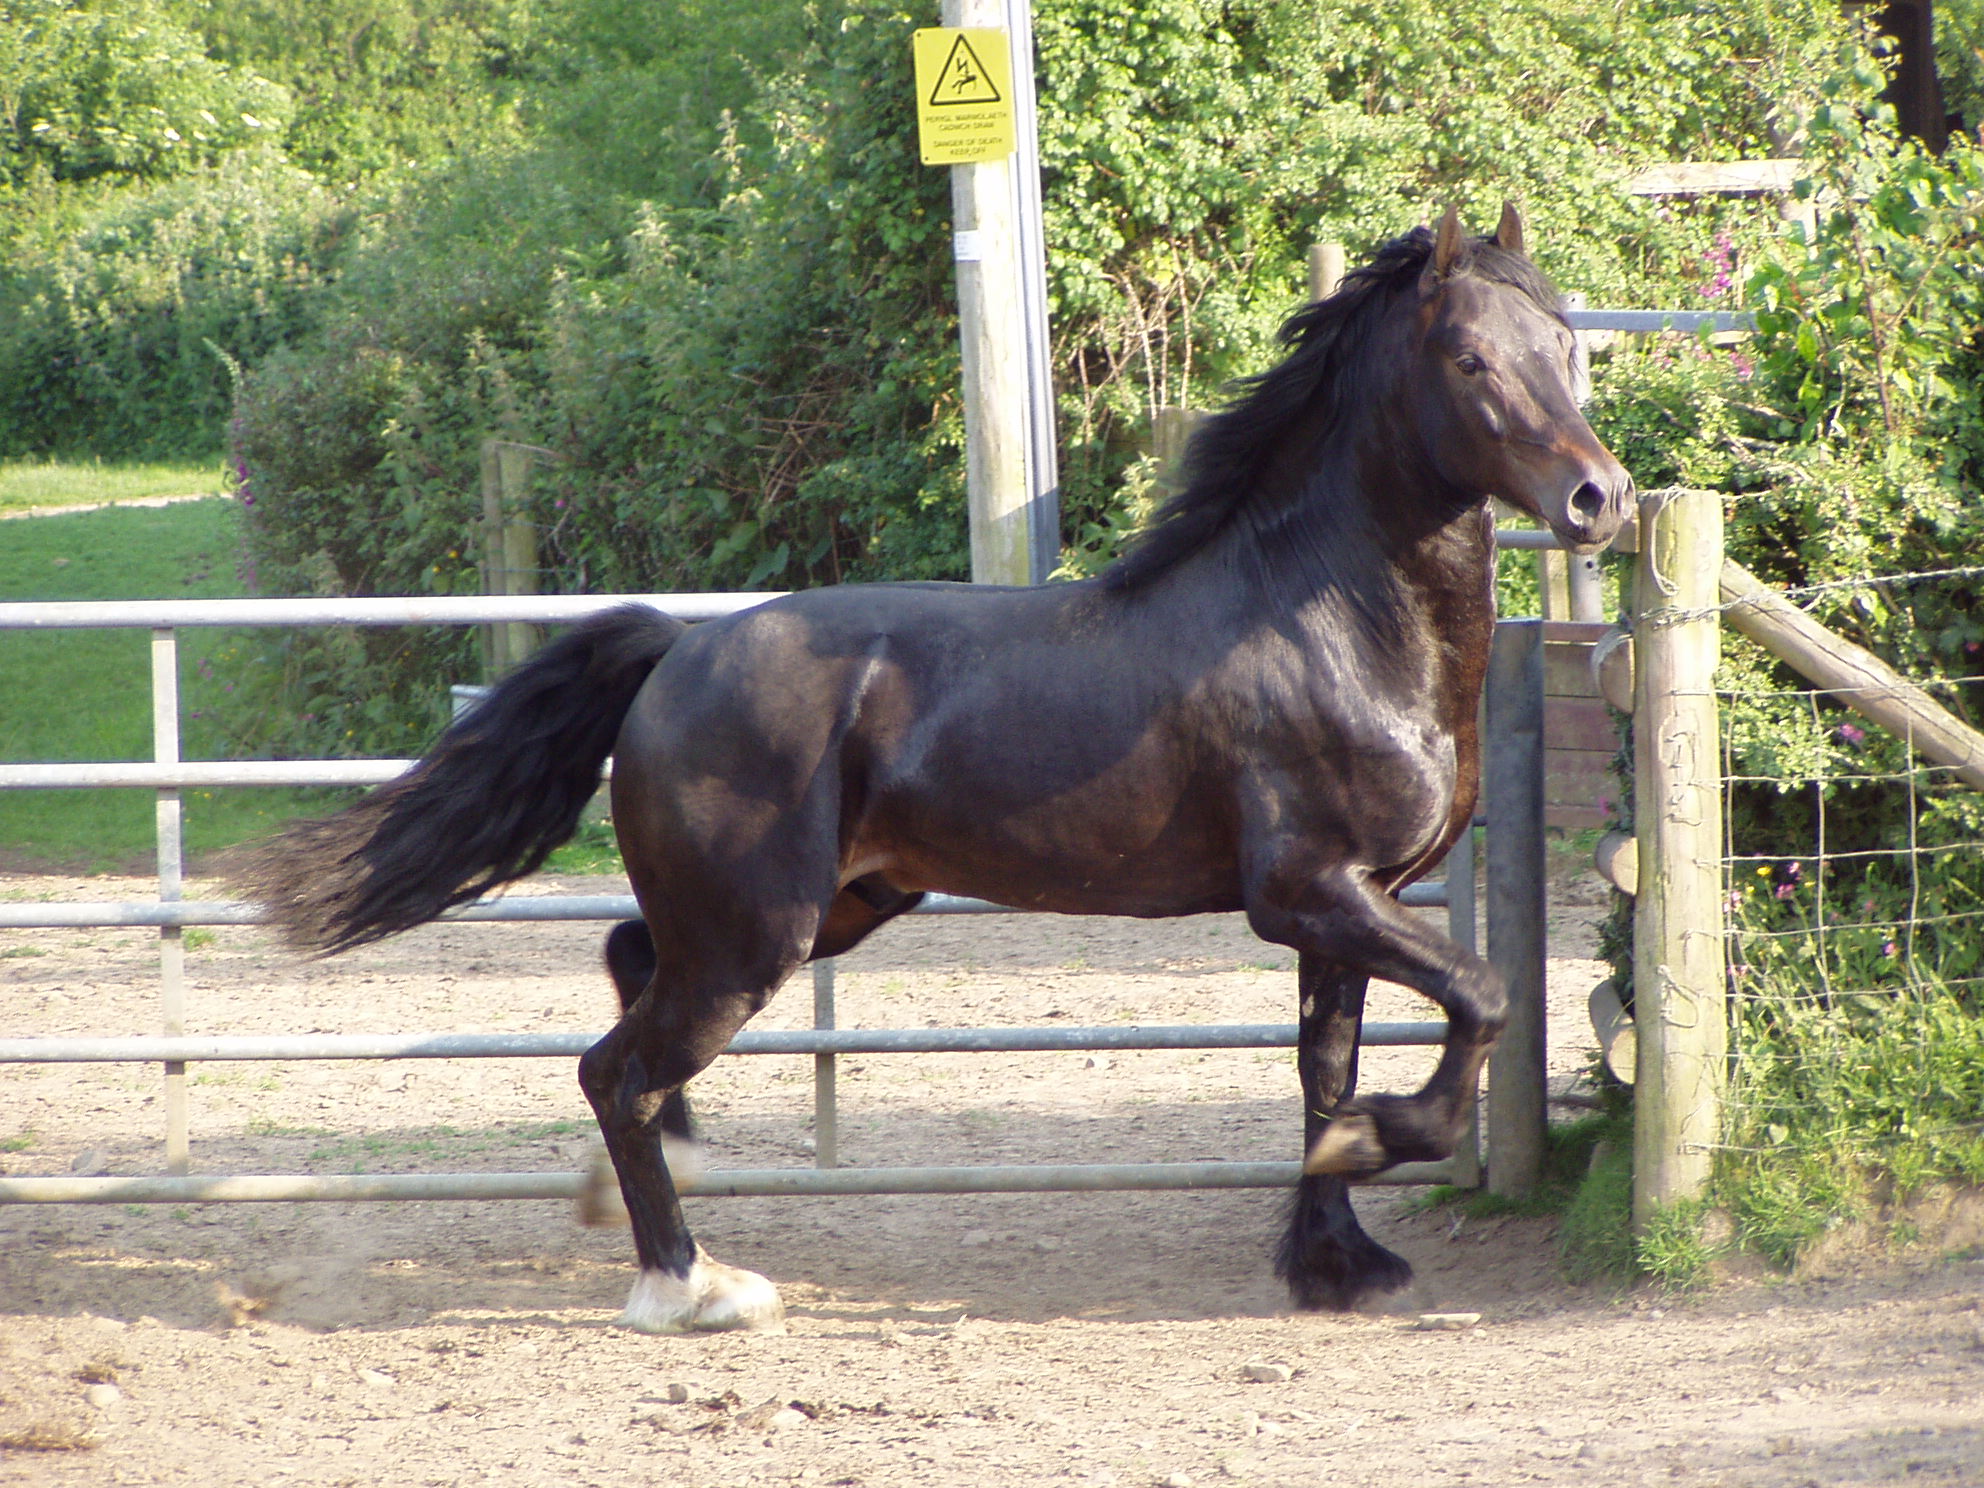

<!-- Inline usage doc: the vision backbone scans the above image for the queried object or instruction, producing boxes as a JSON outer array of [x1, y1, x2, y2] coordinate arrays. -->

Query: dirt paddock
[[2, 872, 1980, 1487]]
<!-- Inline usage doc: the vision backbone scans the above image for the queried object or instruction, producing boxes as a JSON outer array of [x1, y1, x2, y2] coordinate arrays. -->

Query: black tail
[[233, 604, 684, 954]]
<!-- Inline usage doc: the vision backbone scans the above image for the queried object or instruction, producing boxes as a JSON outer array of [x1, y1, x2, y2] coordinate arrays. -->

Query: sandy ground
[[1, 871, 1980, 1487]]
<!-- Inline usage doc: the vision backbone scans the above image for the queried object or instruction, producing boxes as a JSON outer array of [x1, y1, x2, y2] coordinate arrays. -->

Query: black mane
[[1103, 226, 1565, 592]]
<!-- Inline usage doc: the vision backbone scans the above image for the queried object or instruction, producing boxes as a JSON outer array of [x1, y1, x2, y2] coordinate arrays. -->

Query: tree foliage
[[0, 0, 289, 187]]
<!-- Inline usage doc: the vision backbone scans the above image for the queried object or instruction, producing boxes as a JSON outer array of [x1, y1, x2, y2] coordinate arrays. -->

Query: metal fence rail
[[6, 1158, 1496, 1208], [0, 1018, 1446, 1065], [0, 883, 1444, 931], [0, 589, 1508, 1205]]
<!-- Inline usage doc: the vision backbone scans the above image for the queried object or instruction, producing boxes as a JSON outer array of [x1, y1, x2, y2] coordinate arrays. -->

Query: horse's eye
[[1455, 353, 1485, 376]]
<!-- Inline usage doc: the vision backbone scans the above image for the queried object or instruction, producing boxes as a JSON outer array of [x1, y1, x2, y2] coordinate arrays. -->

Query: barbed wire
[[1719, 675, 1984, 703], [1727, 839, 1984, 867]]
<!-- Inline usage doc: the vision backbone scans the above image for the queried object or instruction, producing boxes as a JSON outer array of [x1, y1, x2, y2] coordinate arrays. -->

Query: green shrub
[[0, 150, 338, 456], [1591, 65, 1984, 1266], [187, 0, 545, 185], [0, 0, 290, 188], [224, 0, 1858, 759]]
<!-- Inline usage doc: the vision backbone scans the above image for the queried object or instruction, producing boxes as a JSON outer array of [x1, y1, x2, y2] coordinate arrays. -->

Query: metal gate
[[0, 586, 1555, 1206]]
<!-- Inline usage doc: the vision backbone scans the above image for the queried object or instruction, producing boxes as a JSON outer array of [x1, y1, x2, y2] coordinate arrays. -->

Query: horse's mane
[[1103, 225, 1564, 592]]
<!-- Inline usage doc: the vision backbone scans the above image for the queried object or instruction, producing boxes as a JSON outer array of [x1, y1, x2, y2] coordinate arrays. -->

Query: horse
[[234, 205, 1630, 1333]]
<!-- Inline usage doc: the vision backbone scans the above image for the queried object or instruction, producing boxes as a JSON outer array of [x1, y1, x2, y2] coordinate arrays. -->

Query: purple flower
[[1883, 939, 1899, 958], [1775, 883, 1796, 900], [1698, 234, 1737, 301], [1838, 723, 1866, 747]]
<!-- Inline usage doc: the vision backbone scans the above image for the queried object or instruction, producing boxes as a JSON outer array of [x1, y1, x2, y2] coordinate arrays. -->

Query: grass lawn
[[0, 497, 332, 872], [0, 492, 623, 877], [0, 456, 226, 515]]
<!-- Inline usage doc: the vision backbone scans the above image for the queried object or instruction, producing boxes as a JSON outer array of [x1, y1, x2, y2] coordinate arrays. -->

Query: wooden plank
[[1720, 559, 1984, 790], [1544, 642, 1601, 699], [1545, 748, 1615, 832], [1540, 625, 1622, 829], [1545, 749, 1615, 798], [1547, 696, 1621, 753], [1541, 621, 1613, 646], [1626, 159, 1801, 196]]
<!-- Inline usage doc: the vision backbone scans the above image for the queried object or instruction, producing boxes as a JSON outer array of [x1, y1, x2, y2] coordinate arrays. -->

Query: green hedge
[[218, 0, 1856, 756]]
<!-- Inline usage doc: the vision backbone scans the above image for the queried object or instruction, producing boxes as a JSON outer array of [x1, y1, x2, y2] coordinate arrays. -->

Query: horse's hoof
[[688, 1255, 786, 1333], [1303, 1114, 1386, 1177], [617, 1251, 785, 1335]]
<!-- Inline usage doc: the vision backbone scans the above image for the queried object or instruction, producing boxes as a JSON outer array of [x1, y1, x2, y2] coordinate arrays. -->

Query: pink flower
[[1838, 723, 1866, 747]]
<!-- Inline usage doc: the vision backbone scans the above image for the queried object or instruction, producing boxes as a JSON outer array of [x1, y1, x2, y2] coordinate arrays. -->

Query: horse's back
[[608, 579, 1243, 918]]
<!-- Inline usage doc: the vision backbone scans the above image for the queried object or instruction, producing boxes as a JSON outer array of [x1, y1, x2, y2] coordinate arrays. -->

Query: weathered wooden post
[[1485, 618, 1548, 1198], [1308, 242, 1345, 302], [1630, 487, 1727, 1228], [479, 438, 543, 677]]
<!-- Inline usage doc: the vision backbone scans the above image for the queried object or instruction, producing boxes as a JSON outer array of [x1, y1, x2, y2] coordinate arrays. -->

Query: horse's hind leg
[[576, 921, 693, 1229], [580, 975, 794, 1334], [578, 885, 919, 1244], [603, 921, 692, 1141], [1275, 955, 1413, 1310]]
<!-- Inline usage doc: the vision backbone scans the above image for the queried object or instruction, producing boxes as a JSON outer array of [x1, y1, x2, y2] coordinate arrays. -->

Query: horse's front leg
[[1276, 954, 1415, 1309], [1249, 869, 1504, 1178], [577, 999, 785, 1334]]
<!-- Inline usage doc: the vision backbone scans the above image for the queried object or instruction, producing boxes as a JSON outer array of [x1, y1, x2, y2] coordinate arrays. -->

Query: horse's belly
[[858, 788, 1242, 919]]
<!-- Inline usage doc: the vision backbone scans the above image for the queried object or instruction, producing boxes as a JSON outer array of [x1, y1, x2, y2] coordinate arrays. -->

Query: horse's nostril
[[1570, 482, 1608, 521]]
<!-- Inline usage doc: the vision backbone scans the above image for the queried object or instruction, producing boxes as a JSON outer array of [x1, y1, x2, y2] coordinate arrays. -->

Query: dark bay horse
[[237, 206, 1629, 1332]]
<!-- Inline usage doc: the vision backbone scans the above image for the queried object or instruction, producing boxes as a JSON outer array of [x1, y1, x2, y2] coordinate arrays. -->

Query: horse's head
[[1410, 205, 1631, 554]]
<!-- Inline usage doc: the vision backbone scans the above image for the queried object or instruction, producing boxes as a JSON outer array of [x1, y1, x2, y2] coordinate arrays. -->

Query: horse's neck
[[1204, 448, 1497, 715]]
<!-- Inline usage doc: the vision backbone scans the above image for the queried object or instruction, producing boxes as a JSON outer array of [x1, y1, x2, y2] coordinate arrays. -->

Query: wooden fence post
[[480, 437, 543, 678], [942, 0, 1033, 586], [1308, 242, 1345, 302], [1630, 488, 1727, 1228], [1485, 618, 1547, 1198]]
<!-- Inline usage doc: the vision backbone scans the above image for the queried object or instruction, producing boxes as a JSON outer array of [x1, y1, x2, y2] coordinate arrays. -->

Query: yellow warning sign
[[912, 27, 1016, 166]]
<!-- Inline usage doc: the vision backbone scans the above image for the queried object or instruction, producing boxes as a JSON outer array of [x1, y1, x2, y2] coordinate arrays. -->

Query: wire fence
[[1715, 564, 1984, 1187]]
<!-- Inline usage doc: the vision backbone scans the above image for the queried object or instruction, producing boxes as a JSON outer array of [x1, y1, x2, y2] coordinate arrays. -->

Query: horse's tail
[[232, 603, 685, 954]]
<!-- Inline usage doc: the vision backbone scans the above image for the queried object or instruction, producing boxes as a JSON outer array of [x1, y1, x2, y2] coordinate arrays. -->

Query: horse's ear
[[1493, 201, 1526, 256], [1430, 206, 1465, 280]]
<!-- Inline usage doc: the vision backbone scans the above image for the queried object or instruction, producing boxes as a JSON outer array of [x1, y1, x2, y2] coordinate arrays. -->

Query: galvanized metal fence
[[0, 555, 1580, 1206]]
